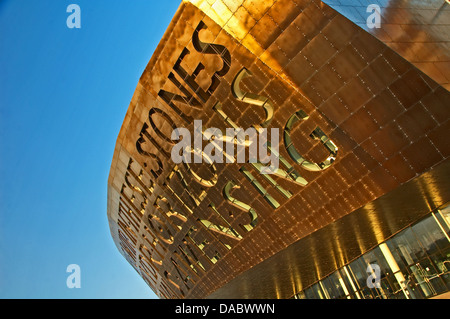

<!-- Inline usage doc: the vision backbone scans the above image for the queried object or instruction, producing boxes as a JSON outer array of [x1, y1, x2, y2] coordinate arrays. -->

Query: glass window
[[429, 277, 448, 295], [370, 247, 392, 275], [360, 286, 375, 299], [412, 216, 446, 253], [419, 257, 439, 278], [367, 246, 402, 293], [438, 203, 450, 230], [320, 277, 338, 299], [385, 239, 408, 269], [293, 291, 306, 299], [311, 282, 327, 299], [328, 272, 349, 299], [293, 207, 450, 299], [435, 211, 450, 238], [348, 257, 369, 288], [389, 228, 423, 265], [337, 268, 358, 297], [408, 263, 435, 298], [440, 273, 450, 290], [304, 287, 316, 299], [360, 249, 378, 267], [392, 287, 407, 299], [429, 251, 450, 274]]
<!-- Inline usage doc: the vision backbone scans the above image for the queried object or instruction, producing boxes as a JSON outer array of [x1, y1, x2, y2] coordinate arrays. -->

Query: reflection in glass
[[292, 203, 450, 299]]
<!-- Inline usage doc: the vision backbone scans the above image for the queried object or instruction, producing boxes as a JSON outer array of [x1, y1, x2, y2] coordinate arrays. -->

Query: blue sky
[[0, 0, 181, 298]]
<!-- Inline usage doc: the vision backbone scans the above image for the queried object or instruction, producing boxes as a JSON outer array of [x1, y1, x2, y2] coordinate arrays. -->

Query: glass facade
[[292, 203, 450, 299]]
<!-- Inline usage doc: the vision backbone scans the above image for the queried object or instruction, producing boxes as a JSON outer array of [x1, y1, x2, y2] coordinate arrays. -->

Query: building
[[107, 0, 450, 299]]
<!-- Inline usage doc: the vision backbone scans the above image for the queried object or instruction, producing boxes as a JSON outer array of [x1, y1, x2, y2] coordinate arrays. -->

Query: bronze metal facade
[[107, 0, 450, 299]]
